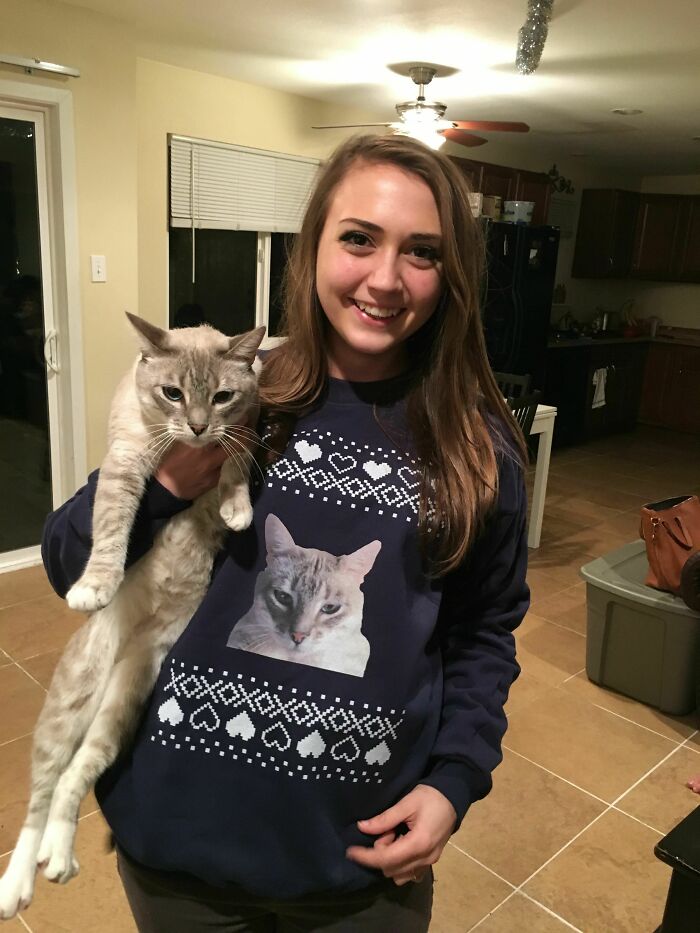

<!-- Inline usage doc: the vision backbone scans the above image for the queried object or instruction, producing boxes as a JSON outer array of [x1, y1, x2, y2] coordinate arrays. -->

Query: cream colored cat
[[0, 316, 264, 920]]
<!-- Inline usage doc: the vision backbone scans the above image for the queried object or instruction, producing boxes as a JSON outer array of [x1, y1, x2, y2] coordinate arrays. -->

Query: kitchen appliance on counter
[[480, 220, 560, 390]]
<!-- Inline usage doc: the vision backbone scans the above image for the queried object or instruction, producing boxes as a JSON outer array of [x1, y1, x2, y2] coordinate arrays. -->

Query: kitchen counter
[[548, 333, 700, 349]]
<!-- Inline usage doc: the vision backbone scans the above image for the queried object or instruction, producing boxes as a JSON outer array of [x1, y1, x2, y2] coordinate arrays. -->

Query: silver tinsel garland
[[516, 0, 554, 74]]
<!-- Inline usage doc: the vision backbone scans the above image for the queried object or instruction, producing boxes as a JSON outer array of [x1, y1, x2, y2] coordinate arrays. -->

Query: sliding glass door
[[0, 107, 58, 556]]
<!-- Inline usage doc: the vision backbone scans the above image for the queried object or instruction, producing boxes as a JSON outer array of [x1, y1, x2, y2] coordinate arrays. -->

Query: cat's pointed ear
[[342, 540, 381, 579], [126, 312, 172, 358], [225, 326, 266, 365], [265, 513, 295, 554]]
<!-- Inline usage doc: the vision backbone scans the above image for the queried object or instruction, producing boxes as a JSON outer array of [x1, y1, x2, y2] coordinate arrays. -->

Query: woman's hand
[[154, 442, 229, 500], [345, 784, 456, 886]]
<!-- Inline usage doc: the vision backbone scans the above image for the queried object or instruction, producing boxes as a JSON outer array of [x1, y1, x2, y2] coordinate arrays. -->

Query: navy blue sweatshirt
[[41, 376, 529, 898]]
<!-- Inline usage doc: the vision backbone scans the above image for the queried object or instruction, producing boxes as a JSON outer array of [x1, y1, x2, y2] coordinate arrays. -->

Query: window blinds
[[169, 135, 319, 234]]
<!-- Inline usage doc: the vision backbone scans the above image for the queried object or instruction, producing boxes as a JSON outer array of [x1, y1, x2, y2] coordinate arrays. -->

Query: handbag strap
[[661, 517, 693, 549]]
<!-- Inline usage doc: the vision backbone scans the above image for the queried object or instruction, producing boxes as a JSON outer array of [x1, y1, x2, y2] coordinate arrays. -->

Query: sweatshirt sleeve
[[419, 450, 529, 829], [41, 470, 194, 599]]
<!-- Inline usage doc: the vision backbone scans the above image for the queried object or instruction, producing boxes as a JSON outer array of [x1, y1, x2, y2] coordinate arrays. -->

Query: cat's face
[[127, 315, 264, 446], [261, 514, 381, 648]]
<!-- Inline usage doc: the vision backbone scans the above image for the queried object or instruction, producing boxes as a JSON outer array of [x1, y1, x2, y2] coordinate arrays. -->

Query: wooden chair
[[507, 390, 542, 438], [493, 371, 532, 400]]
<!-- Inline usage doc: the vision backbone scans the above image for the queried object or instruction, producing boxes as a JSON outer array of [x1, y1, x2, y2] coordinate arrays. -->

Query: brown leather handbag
[[640, 495, 700, 596]]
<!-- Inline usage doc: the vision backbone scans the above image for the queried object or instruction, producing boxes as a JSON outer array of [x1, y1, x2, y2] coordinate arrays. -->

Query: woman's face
[[315, 161, 443, 381]]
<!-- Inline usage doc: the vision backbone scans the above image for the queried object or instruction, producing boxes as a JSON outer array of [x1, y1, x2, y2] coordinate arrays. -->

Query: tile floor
[[1, 425, 699, 932]]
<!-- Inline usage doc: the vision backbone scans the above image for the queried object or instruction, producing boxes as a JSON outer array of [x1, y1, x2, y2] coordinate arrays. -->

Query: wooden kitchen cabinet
[[640, 343, 700, 434], [480, 162, 517, 201], [630, 194, 686, 280], [572, 189, 640, 278], [449, 156, 552, 226], [514, 169, 552, 226], [449, 156, 482, 190], [675, 196, 700, 282], [573, 189, 700, 282]]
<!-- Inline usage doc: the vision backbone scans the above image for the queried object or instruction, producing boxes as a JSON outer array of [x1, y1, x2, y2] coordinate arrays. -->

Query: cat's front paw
[[66, 573, 122, 613], [0, 869, 35, 919], [37, 824, 79, 885], [220, 501, 253, 532]]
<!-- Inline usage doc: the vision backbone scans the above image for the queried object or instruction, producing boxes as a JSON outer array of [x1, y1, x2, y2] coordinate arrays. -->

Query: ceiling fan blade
[[311, 123, 392, 129], [440, 129, 488, 147], [450, 121, 530, 133]]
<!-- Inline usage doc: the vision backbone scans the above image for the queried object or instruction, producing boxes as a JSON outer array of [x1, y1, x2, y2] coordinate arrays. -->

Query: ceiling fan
[[312, 62, 529, 151]]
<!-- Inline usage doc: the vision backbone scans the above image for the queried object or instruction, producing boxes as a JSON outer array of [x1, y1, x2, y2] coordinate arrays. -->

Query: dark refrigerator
[[480, 221, 560, 391]]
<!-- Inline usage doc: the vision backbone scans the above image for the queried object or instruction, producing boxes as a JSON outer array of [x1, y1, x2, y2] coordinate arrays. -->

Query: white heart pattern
[[365, 741, 391, 766], [331, 736, 361, 762], [328, 453, 357, 474], [397, 466, 420, 489], [363, 461, 391, 481], [190, 702, 220, 732], [262, 722, 292, 751], [226, 711, 256, 742], [297, 730, 326, 759], [158, 697, 184, 726], [295, 440, 322, 464]]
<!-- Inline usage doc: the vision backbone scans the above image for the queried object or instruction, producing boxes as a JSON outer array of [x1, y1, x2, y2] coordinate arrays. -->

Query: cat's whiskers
[[143, 433, 176, 464], [218, 434, 265, 484], [224, 425, 275, 452], [141, 430, 172, 454], [215, 437, 250, 482]]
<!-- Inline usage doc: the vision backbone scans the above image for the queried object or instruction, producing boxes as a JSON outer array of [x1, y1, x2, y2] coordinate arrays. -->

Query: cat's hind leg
[[38, 642, 161, 884], [0, 626, 111, 917]]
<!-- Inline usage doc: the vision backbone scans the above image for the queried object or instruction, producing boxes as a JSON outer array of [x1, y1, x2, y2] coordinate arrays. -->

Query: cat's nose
[[188, 423, 208, 436], [291, 632, 307, 645]]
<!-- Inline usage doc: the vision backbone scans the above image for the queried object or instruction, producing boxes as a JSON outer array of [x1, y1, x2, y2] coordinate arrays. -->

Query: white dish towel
[[591, 367, 607, 408]]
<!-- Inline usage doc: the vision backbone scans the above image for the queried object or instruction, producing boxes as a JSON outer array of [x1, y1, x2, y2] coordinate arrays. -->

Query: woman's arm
[[419, 451, 529, 829], [41, 442, 228, 598]]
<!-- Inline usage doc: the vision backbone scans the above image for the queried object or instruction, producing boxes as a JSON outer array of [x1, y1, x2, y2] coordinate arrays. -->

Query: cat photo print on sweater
[[227, 513, 381, 677]]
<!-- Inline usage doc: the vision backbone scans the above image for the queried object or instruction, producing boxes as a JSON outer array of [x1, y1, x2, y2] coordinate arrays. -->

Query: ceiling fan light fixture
[[390, 123, 446, 150]]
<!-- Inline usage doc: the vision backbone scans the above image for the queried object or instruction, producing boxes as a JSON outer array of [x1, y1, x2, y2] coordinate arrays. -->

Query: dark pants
[[116, 847, 433, 933]]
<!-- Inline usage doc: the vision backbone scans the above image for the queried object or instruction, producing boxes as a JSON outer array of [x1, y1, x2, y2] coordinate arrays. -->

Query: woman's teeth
[[354, 300, 403, 320]]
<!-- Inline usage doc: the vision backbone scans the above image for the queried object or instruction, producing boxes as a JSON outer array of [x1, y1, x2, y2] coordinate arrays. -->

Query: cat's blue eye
[[320, 603, 340, 615], [213, 390, 235, 405], [273, 589, 293, 607], [162, 386, 183, 402]]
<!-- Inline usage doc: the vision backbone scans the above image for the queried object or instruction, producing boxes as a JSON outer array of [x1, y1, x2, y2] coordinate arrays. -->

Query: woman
[[42, 134, 529, 931]]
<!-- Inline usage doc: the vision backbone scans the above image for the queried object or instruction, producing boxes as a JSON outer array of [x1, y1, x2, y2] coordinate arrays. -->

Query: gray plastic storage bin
[[581, 540, 700, 715]]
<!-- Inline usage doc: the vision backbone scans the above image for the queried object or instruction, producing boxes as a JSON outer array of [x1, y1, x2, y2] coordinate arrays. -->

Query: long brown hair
[[259, 134, 526, 575]]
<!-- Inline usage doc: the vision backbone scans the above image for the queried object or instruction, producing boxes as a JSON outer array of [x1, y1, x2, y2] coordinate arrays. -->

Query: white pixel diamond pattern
[[151, 661, 406, 784]]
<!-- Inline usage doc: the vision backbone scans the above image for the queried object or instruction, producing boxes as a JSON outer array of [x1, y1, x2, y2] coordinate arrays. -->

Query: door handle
[[43, 329, 60, 374]]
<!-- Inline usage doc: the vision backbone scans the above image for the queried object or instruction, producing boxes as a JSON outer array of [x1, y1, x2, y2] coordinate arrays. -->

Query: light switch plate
[[90, 254, 107, 282]]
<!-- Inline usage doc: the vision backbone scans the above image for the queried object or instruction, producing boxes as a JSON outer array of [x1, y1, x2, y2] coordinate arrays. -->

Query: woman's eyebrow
[[339, 217, 441, 241]]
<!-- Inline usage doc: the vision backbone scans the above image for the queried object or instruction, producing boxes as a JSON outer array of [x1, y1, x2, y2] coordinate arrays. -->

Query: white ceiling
[[68, 0, 700, 175]]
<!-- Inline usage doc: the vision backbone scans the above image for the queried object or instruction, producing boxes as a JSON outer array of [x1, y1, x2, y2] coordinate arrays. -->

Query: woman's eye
[[320, 603, 340, 615], [213, 390, 235, 404], [162, 386, 183, 402], [274, 589, 293, 606], [410, 245, 440, 264], [339, 231, 372, 249]]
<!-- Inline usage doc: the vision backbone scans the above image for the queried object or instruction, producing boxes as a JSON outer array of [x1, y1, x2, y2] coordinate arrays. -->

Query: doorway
[[0, 104, 68, 566]]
